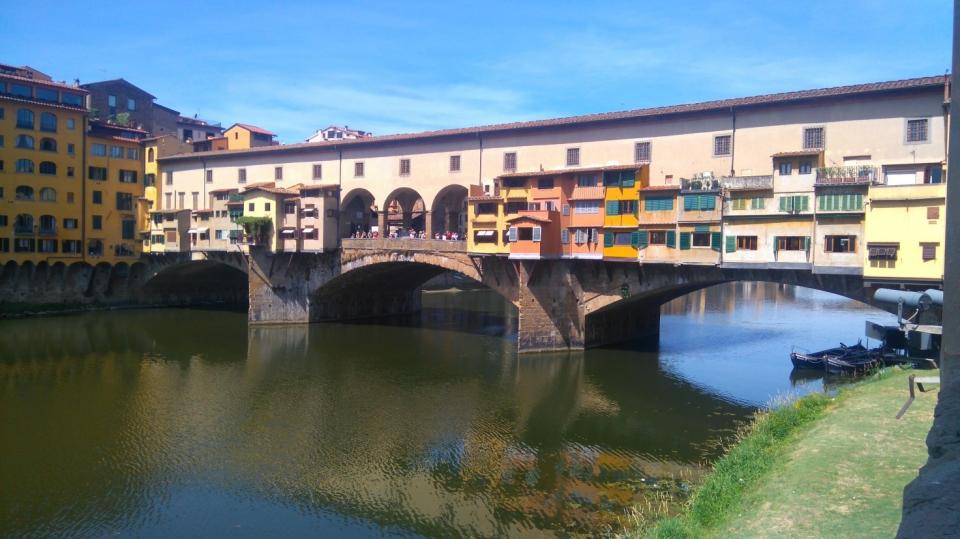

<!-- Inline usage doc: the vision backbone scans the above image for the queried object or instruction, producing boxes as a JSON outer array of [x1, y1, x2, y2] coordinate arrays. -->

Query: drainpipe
[[81, 115, 88, 263], [336, 147, 342, 248]]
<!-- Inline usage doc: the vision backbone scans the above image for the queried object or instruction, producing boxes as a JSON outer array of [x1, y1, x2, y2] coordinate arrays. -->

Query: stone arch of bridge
[[141, 258, 249, 305], [340, 187, 378, 237]]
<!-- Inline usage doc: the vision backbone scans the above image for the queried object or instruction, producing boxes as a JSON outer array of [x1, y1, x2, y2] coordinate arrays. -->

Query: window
[[505, 201, 526, 214], [67, 167, 74, 177], [92, 191, 103, 204], [165, 171, 173, 185], [16, 159, 35, 173], [14, 214, 34, 233], [561, 229, 569, 244], [692, 232, 711, 247], [817, 193, 863, 211], [274, 166, 283, 180], [354, 162, 364, 177], [476, 203, 497, 215], [603, 169, 635, 187], [778, 162, 792, 176], [635, 141, 651, 162], [0, 135, 3, 147], [38, 239, 57, 253], [713, 135, 731, 156], [16, 134, 34, 149], [110, 146, 123, 158], [265, 203, 271, 211], [39, 112, 57, 132], [503, 152, 517, 172], [0, 216, 5, 226], [799, 161, 812, 174], [191, 192, 199, 209], [68, 143, 76, 155], [537, 177, 554, 189], [88, 166, 108, 180], [16, 186, 34, 200], [449, 155, 461, 172], [574, 200, 600, 214], [313, 164, 322, 179], [39, 187, 56, 201], [779, 195, 810, 212], [928, 206, 940, 220], [683, 194, 717, 211], [108, 95, 117, 111], [117, 193, 134, 211], [0, 239, 8, 253], [737, 236, 758, 250], [921, 243, 937, 261], [66, 118, 76, 129], [285, 203, 297, 215], [127, 98, 136, 111], [119, 170, 137, 183], [127, 148, 138, 160], [824, 235, 856, 253], [566, 148, 580, 166], [11, 84, 31, 98], [165, 193, 172, 208], [16, 109, 34, 129], [577, 174, 597, 187], [206, 169, 213, 183], [178, 193, 185, 208], [63, 218, 78, 229], [614, 232, 634, 246], [122, 219, 135, 240], [165, 231, 177, 243], [803, 127, 824, 149], [36, 88, 57, 102], [88, 239, 104, 256], [399, 158, 411, 176], [248, 203, 255, 211], [776, 236, 807, 251], [649, 231, 667, 245], [14, 239, 36, 253], [906, 119, 929, 143], [91, 143, 107, 156], [238, 168, 246, 183], [731, 197, 747, 211], [92, 215, 103, 230], [644, 197, 673, 211], [62, 240, 81, 254], [147, 148, 155, 162]]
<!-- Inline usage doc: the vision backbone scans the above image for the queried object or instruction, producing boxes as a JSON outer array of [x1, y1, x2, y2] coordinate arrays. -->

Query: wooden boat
[[790, 343, 866, 370], [823, 349, 884, 375]]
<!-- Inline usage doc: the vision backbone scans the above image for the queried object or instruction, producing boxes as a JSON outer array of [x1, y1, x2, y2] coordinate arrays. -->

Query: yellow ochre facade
[[863, 183, 946, 284]]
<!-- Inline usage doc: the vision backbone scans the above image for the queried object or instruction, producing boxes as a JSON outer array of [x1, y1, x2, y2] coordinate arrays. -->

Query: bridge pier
[[585, 300, 661, 349], [516, 260, 586, 353]]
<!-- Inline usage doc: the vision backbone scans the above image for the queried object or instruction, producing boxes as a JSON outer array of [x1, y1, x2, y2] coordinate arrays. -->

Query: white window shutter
[[508, 226, 517, 242], [532, 226, 542, 242]]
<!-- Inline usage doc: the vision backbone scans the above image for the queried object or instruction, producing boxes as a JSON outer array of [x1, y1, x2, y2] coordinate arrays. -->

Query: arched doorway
[[340, 188, 378, 238], [382, 187, 426, 237], [431, 185, 468, 238]]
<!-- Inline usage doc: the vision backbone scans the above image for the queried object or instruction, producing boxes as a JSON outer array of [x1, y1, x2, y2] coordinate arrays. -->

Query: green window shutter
[[684, 196, 697, 211], [779, 196, 788, 211], [804, 236, 811, 252], [666, 230, 676, 248], [757, 197, 765, 209], [606, 200, 619, 215], [603, 231, 614, 247], [854, 193, 863, 209], [633, 200, 640, 217], [702, 196, 716, 210], [817, 195, 825, 211], [800, 196, 809, 212], [632, 230, 646, 248], [694, 224, 709, 233], [725, 235, 736, 253], [679, 232, 691, 250], [711, 231, 722, 251]]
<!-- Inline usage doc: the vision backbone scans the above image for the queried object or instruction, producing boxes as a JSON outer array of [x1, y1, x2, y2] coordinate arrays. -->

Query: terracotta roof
[[499, 163, 642, 179], [241, 182, 298, 196], [150, 208, 190, 215], [569, 186, 606, 200], [192, 208, 214, 213], [226, 201, 244, 206], [160, 75, 948, 163], [468, 195, 502, 202], [0, 94, 87, 112], [0, 71, 90, 93], [507, 214, 552, 224], [772, 150, 823, 158], [208, 187, 239, 194], [228, 123, 276, 136]]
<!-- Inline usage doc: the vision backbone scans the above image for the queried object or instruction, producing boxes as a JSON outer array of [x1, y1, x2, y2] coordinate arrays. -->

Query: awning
[[475, 230, 496, 237], [196, 227, 209, 233], [868, 246, 898, 260], [302, 227, 316, 234], [281, 228, 297, 236], [187, 228, 198, 234]]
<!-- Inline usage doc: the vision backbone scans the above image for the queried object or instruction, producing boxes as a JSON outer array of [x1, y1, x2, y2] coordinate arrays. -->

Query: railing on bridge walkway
[[341, 238, 467, 253]]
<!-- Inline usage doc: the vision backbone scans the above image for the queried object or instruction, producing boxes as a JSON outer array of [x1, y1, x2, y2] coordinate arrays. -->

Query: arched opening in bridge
[[310, 261, 517, 337], [431, 185, 467, 238], [340, 188, 378, 238], [142, 260, 249, 308], [382, 187, 426, 237]]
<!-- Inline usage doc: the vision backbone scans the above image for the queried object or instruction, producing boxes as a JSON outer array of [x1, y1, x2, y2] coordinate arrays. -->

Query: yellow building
[[141, 138, 159, 252], [864, 181, 946, 284], [0, 65, 88, 263], [223, 123, 278, 150], [466, 185, 507, 254], [85, 120, 147, 262], [602, 166, 646, 260], [239, 182, 296, 251]]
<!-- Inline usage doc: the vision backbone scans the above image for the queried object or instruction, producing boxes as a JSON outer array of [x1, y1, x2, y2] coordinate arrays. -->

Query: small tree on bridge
[[235, 216, 272, 245]]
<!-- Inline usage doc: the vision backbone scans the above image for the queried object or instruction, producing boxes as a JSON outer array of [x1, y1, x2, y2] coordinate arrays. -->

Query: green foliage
[[235, 216, 272, 244], [114, 112, 130, 126]]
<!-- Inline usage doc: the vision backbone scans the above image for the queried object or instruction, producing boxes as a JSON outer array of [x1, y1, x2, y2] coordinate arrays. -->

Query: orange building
[[637, 185, 680, 263], [562, 174, 604, 260]]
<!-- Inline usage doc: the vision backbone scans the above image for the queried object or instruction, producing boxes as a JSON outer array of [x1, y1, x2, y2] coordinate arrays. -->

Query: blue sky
[[5, 1, 952, 142]]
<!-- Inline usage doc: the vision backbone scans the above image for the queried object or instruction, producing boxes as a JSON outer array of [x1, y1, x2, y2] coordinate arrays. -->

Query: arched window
[[39, 215, 56, 233], [15, 186, 35, 200], [147, 148, 155, 162], [39, 137, 57, 152], [39, 188, 57, 202], [38, 161, 57, 175], [14, 214, 34, 232], [15, 135, 34, 149], [16, 109, 34, 129], [15, 159, 35, 174], [39, 112, 57, 132]]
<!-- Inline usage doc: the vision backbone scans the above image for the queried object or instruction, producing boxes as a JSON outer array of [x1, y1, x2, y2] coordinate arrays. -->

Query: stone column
[[516, 260, 585, 352], [247, 248, 311, 324], [423, 210, 433, 237]]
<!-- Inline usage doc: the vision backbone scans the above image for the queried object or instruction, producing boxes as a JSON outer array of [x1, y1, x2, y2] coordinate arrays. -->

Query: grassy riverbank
[[623, 368, 937, 538]]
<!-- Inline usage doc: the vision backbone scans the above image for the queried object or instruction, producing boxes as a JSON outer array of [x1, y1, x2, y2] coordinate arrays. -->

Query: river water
[[0, 283, 895, 537]]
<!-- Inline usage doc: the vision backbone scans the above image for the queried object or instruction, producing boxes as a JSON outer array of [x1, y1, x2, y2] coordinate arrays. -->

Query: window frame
[[905, 118, 930, 144], [449, 155, 461, 172], [503, 152, 517, 172], [566, 147, 580, 167], [803, 126, 825, 149], [713, 134, 732, 157], [634, 141, 651, 162]]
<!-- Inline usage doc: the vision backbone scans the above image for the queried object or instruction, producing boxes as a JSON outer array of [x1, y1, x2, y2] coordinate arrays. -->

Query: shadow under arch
[[430, 184, 468, 237], [142, 259, 249, 306], [382, 186, 426, 235]]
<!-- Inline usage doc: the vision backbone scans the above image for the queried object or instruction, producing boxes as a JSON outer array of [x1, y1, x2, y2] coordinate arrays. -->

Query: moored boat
[[790, 342, 866, 370]]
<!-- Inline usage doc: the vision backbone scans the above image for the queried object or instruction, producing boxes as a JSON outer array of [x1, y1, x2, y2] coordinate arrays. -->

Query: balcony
[[680, 178, 722, 192], [38, 227, 57, 237], [14, 225, 34, 236], [228, 193, 244, 203], [816, 166, 881, 186], [721, 175, 773, 191]]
